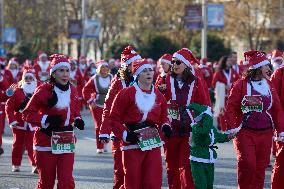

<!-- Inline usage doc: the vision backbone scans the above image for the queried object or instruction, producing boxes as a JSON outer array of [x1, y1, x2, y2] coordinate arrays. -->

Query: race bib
[[241, 95, 263, 114], [51, 131, 75, 154], [134, 127, 162, 151], [167, 104, 180, 121]]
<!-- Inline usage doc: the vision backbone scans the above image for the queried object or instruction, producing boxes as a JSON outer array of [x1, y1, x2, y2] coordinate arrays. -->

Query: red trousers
[[163, 136, 195, 189], [112, 141, 124, 189], [12, 128, 35, 166], [90, 106, 104, 150], [121, 147, 162, 189], [271, 141, 284, 189], [34, 151, 75, 189], [0, 107, 6, 147], [233, 128, 273, 189]]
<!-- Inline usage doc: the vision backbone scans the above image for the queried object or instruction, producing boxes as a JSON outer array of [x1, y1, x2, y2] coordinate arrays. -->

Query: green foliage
[[190, 33, 231, 62], [105, 41, 135, 59], [10, 41, 33, 64], [138, 32, 180, 60]]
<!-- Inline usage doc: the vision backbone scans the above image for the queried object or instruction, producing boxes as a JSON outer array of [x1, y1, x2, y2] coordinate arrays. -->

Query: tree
[[105, 41, 134, 59]]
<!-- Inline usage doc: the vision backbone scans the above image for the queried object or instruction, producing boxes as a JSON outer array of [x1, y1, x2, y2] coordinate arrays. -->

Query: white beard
[[22, 81, 37, 94], [38, 61, 50, 72], [54, 86, 71, 109], [79, 64, 86, 72], [135, 85, 156, 114], [70, 70, 76, 79], [10, 69, 19, 79]]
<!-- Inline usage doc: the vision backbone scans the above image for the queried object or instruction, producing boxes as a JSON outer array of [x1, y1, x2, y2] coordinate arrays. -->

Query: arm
[[270, 68, 282, 96], [213, 127, 230, 144], [82, 77, 96, 104], [5, 90, 17, 125]]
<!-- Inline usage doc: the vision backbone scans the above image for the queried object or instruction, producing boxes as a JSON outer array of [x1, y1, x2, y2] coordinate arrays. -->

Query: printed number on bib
[[134, 127, 163, 151], [51, 131, 75, 154]]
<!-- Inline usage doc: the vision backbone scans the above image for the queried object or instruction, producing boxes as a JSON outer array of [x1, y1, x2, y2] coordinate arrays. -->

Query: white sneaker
[[97, 149, 104, 154], [12, 165, 20, 172]]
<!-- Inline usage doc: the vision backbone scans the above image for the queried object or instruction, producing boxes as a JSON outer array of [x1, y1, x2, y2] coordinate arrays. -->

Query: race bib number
[[51, 131, 75, 154], [135, 127, 163, 151], [241, 95, 263, 114], [167, 104, 180, 121]]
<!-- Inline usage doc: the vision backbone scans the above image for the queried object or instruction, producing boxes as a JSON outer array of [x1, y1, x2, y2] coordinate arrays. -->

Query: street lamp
[[202, 0, 207, 58]]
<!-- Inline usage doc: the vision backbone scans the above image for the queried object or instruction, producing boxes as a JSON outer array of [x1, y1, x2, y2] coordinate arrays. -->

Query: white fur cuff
[[99, 134, 110, 139], [41, 115, 49, 129], [122, 130, 128, 143], [9, 121, 18, 128], [278, 132, 284, 137]]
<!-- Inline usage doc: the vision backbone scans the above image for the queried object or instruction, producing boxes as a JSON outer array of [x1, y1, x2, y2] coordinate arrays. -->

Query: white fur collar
[[38, 61, 50, 72], [22, 81, 37, 94], [134, 83, 156, 114], [54, 86, 71, 109], [251, 79, 269, 96], [70, 70, 76, 79]]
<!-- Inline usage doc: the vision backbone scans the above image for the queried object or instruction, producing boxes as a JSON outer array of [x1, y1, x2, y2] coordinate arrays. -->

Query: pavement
[[0, 109, 274, 189]]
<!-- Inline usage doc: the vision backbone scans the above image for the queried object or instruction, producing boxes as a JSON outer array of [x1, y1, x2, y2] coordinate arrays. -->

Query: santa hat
[[121, 46, 142, 67], [8, 57, 18, 65], [22, 67, 36, 80], [79, 56, 87, 63], [96, 60, 108, 69], [49, 56, 70, 75], [200, 57, 208, 64], [38, 52, 47, 59], [158, 54, 172, 65], [0, 56, 5, 65], [173, 48, 199, 67], [132, 59, 153, 76], [87, 59, 95, 66], [271, 50, 283, 62], [244, 50, 270, 69]]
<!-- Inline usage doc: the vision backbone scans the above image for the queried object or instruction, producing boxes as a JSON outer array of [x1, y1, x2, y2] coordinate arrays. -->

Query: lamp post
[[201, 0, 207, 59], [81, 0, 86, 56]]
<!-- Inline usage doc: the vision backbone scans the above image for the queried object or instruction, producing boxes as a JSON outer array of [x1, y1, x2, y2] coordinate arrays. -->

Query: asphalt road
[[0, 110, 273, 189]]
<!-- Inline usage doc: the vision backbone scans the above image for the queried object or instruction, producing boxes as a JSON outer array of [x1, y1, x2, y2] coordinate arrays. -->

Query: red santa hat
[[22, 67, 36, 80], [158, 54, 172, 65], [121, 45, 142, 67], [38, 52, 47, 59], [244, 50, 270, 69], [0, 56, 5, 65], [96, 60, 108, 69], [49, 56, 70, 75], [87, 59, 95, 66], [271, 50, 283, 62], [173, 48, 199, 67], [79, 56, 87, 63], [132, 59, 153, 76], [200, 57, 208, 64]]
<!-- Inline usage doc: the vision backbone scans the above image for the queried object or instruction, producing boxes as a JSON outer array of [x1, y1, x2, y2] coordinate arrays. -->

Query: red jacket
[[5, 87, 36, 131], [33, 62, 50, 82], [109, 83, 169, 149], [70, 68, 85, 99], [224, 77, 284, 134], [99, 77, 127, 136], [199, 64, 213, 88], [271, 67, 284, 109], [22, 83, 81, 150]]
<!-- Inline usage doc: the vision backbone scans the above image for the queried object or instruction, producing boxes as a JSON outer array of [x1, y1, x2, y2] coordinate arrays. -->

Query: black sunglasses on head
[[172, 60, 183, 65]]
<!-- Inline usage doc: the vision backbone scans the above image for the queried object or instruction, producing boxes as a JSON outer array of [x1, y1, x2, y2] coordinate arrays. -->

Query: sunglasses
[[172, 60, 183, 65]]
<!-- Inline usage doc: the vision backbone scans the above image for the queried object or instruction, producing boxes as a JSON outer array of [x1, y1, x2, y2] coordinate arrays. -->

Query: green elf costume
[[187, 103, 231, 189]]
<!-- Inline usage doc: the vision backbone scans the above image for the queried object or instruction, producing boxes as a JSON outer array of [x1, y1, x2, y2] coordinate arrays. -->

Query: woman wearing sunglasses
[[224, 50, 284, 189], [164, 48, 211, 189]]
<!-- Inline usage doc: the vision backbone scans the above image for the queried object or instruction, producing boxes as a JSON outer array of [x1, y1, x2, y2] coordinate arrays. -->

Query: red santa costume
[[99, 45, 141, 189], [212, 57, 239, 131], [0, 72, 11, 155], [155, 54, 172, 95], [78, 56, 88, 80], [33, 52, 50, 82], [109, 59, 170, 189], [5, 68, 37, 172], [270, 64, 284, 188], [69, 58, 85, 108], [271, 50, 284, 71], [83, 60, 112, 153], [83, 59, 97, 82], [223, 50, 284, 189], [22, 55, 84, 189], [198, 57, 213, 89], [164, 48, 211, 189], [7, 58, 22, 83]]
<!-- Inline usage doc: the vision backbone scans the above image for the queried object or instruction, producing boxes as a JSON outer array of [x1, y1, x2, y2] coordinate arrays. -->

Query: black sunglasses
[[172, 60, 183, 65]]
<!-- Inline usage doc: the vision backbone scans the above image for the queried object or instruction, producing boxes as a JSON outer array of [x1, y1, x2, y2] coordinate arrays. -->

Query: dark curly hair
[[170, 66, 196, 83]]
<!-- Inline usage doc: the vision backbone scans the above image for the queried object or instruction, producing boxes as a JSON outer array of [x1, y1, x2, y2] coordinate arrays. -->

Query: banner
[[184, 5, 202, 29], [84, 19, 100, 38], [68, 20, 83, 39], [207, 4, 224, 29], [3, 28, 16, 44]]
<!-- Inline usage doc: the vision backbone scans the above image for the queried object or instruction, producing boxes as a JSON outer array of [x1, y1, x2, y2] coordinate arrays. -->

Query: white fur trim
[[249, 60, 270, 69], [190, 155, 216, 164], [186, 81, 196, 126], [9, 121, 18, 127], [124, 55, 142, 65], [213, 82, 225, 117], [33, 145, 51, 151], [160, 59, 172, 65], [170, 76, 176, 100], [173, 53, 190, 67], [121, 80, 126, 88], [278, 132, 284, 137], [99, 134, 110, 139], [133, 64, 153, 76], [133, 83, 156, 122], [122, 130, 128, 143], [224, 126, 242, 134], [41, 114, 48, 129], [50, 62, 71, 74], [54, 86, 71, 110]]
